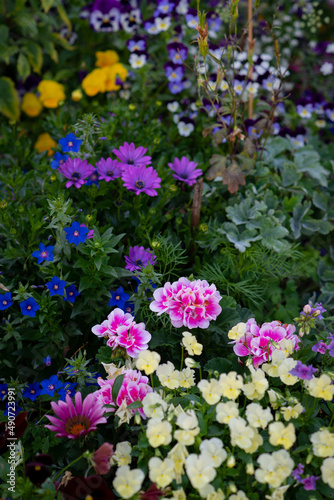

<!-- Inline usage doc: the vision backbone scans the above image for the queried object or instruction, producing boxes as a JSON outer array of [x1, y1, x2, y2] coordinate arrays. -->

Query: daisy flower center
[[41, 251, 48, 258], [72, 171, 81, 179], [135, 259, 143, 266], [106, 170, 113, 176], [135, 180, 145, 189], [65, 415, 91, 436]]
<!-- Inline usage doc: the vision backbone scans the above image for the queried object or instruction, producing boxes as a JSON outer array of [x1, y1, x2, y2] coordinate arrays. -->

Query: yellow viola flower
[[34, 133, 57, 157], [310, 429, 334, 457], [219, 371, 244, 400], [182, 331, 203, 356], [109, 441, 132, 467], [268, 422, 296, 450], [82, 68, 107, 96], [136, 350, 160, 375], [142, 392, 167, 419], [38, 80, 65, 108], [101, 63, 128, 91], [321, 458, 334, 488], [280, 403, 303, 421], [146, 418, 172, 448], [216, 401, 239, 424], [228, 322, 247, 341], [148, 457, 175, 489], [21, 93, 43, 117], [307, 373, 334, 400], [95, 50, 119, 67], [197, 379, 222, 405], [113, 465, 144, 499]]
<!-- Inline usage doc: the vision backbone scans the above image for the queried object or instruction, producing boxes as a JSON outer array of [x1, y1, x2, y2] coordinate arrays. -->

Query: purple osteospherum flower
[[43, 356, 52, 366], [64, 221, 89, 246], [122, 165, 161, 196], [20, 297, 40, 317], [289, 360, 317, 380], [125, 245, 157, 272], [0, 292, 12, 311], [96, 157, 122, 181], [40, 375, 63, 396], [168, 156, 202, 186], [301, 476, 319, 491], [59, 158, 95, 188], [292, 463, 304, 482], [51, 152, 69, 170], [46, 276, 67, 297], [312, 341, 328, 354], [58, 133, 82, 153], [23, 382, 41, 401], [31, 243, 54, 264], [112, 142, 151, 169], [64, 285, 80, 304], [109, 286, 130, 308]]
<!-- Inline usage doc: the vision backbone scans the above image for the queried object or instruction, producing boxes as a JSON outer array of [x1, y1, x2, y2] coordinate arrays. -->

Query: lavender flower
[[312, 341, 328, 354], [301, 476, 319, 491], [168, 156, 202, 186], [167, 42, 188, 64], [292, 464, 304, 482], [125, 246, 157, 272], [289, 361, 317, 380], [122, 165, 161, 196], [59, 158, 95, 188], [113, 142, 151, 169]]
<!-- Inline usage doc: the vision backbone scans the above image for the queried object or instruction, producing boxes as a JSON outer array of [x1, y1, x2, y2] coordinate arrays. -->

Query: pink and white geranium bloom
[[149, 277, 222, 329], [91, 308, 151, 358], [232, 319, 301, 368], [94, 369, 152, 419]]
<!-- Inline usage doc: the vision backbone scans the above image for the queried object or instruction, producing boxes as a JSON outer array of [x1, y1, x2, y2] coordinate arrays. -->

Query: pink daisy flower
[[96, 157, 122, 182], [168, 156, 202, 186], [58, 158, 95, 188], [113, 142, 152, 169], [124, 245, 157, 272], [44, 392, 107, 439], [122, 165, 161, 196]]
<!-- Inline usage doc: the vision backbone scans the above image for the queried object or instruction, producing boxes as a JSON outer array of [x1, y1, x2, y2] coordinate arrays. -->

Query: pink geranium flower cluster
[[94, 369, 152, 419], [91, 308, 151, 358], [149, 277, 222, 329], [232, 318, 301, 368]]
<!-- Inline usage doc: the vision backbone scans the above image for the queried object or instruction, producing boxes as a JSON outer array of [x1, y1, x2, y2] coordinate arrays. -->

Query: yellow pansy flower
[[82, 69, 107, 96], [34, 133, 57, 157], [21, 93, 43, 117], [95, 50, 119, 67], [38, 80, 65, 108]]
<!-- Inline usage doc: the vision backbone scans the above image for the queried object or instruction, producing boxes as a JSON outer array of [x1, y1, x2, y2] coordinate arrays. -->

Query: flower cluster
[[82, 50, 128, 96]]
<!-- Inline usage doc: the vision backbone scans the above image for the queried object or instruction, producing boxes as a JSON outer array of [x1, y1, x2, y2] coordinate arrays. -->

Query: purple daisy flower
[[122, 165, 161, 196], [96, 157, 122, 181], [113, 142, 151, 169], [289, 361, 317, 380], [125, 245, 157, 272], [59, 158, 95, 188], [168, 156, 202, 186]]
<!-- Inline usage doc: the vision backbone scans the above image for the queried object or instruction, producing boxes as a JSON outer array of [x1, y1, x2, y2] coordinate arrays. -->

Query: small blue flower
[[58, 133, 82, 153], [20, 297, 40, 317], [86, 372, 102, 387], [109, 287, 130, 309], [51, 152, 69, 170], [43, 356, 52, 366], [0, 292, 12, 311], [0, 383, 8, 400], [124, 301, 135, 315], [40, 375, 63, 396], [4, 403, 22, 417], [64, 284, 80, 304], [23, 382, 41, 401], [46, 276, 67, 297], [85, 169, 100, 187], [57, 382, 78, 401], [64, 221, 89, 246], [31, 242, 54, 265]]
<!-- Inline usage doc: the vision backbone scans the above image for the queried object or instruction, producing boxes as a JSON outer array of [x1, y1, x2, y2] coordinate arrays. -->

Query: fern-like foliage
[[150, 233, 188, 281]]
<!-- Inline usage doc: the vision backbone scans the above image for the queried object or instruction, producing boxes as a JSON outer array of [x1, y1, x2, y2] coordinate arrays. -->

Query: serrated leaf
[[222, 162, 246, 194], [281, 162, 302, 187], [219, 223, 261, 252], [265, 136, 293, 158], [295, 149, 329, 187], [290, 201, 311, 239], [226, 199, 267, 225], [312, 191, 328, 211], [112, 374, 125, 405], [0, 77, 20, 121], [243, 137, 256, 156], [207, 154, 226, 181]]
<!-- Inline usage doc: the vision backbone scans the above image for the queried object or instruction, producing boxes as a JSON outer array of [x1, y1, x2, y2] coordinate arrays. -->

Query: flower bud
[[185, 358, 199, 369], [227, 455, 235, 468], [246, 462, 254, 475], [229, 483, 237, 493], [303, 304, 312, 314], [313, 309, 321, 317], [134, 414, 141, 425]]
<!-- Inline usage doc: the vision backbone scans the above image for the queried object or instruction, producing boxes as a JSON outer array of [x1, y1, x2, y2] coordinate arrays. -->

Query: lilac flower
[[167, 42, 187, 64], [122, 165, 161, 196], [113, 141, 151, 169], [85, 169, 100, 187], [156, 0, 175, 15], [23, 383, 41, 402], [31, 243, 54, 265], [185, 8, 197, 28], [312, 341, 328, 354], [43, 356, 52, 366], [64, 221, 89, 246], [292, 463, 304, 482], [46, 276, 67, 297], [289, 361, 317, 380], [20, 297, 40, 317], [124, 246, 157, 272], [59, 158, 95, 188], [64, 285, 80, 304], [165, 62, 184, 82], [169, 81, 184, 94], [207, 12, 222, 32], [168, 156, 202, 185], [51, 152, 69, 170], [296, 104, 314, 119], [143, 17, 159, 35], [301, 476, 319, 491], [58, 133, 82, 153], [109, 286, 130, 309], [127, 36, 146, 52], [0, 292, 12, 311]]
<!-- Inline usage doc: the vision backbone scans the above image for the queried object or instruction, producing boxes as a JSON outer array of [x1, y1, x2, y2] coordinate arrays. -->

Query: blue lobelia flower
[[85, 169, 100, 187], [63, 284, 80, 303], [123, 301, 135, 315], [51, 152, 69, 170], [58, 133, 82, 153], [57, 382, 78, 401], [0, 292, 12, 311], [109, 286, 130, 309], [31, 242, 54, 265], [4, 403, 22, 417], [0, 383, 8, 400], [64, 221, 89, 246], [20, 297, 40, 317], [40, 375, 63, 396], [23, 382, 41, 401], [46, 276, 67, 297]]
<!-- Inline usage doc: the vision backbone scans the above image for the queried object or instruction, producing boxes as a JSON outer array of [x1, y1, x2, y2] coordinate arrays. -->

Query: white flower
[[245, 403, 273, 429], [146, 418, 173, 448], [119, 89, 130, 100], [215, 401, 239, 424], [229, 491, 249, 500], [277, 358, 298, 385], [176, 0, 189, 15], [198, 378, 222, 405], [155, 16, 172, 32], [113, 465, 144, 499], [255, 450, 294, 488], [310, 429, 334, 457], [148, 456, 175, 488], [179, 367, 195, 388], [142, 392, 167, 419], [262, 349, 286, 377], [228, 417, 255, 450], [110, 441, 132, 466], [321, 458, 334, 488], [182, 331, 203, 356], [228, 322, 246, 341], [129, 53, 147, 69], [136, 350, 160, 375], [320, 62, 333, 75], [246, 81, 259, 95], [177, 121, 194, 137], [167, 101, 180, 112], [156, 361, 181, 389], [219, 371, 244, 400], [199, 438, 227, 468], [177, 410, 198, 430], [243, 367, 268, 400], [326, 43, 334, 53], [185, 454, 216, 489]]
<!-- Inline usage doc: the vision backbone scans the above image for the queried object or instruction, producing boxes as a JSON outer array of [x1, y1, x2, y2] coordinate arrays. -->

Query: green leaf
[[281, 162, 302, 187], [0, 44, 18, 64], [265, 136, 293, 158], [112, 374, 125, 405], [226, 199, 267, 225], [127, 401, 143, 409], [290, 201, 311, 239], [79, 276, 94, 293], [312, 191, 328, 211], [204, 357, 232, 374], [41, 0, 54, 12], [17, 52, 30, 81], [56, 4, 71, 30], [0, 25, 9, 43], [25, 42, 43, 74], [295, 149, 329, 187], [219, 223, 261, 253], [0, 77, 20, 121]]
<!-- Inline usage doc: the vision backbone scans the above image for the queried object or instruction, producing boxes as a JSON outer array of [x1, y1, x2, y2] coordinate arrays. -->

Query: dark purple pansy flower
[[122, 165, 161, 196], [185, 8, 197, 28], [289, 361, 317, 380], [90, 0, 121, 32], [113, 142, 151, 168], [120, 4, 141, 33], [168, 156, 202, 186], [124, 245, 157, 272]]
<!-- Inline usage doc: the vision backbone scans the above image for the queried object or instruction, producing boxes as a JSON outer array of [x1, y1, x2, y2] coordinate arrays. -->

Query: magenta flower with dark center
[[125, 245, 157, 271], [168, 156, 202, 186], [122, 165, 161, 196], [96, 157, 122, 181], [113, 141, 152, 169], [59, 158, 95, 188]]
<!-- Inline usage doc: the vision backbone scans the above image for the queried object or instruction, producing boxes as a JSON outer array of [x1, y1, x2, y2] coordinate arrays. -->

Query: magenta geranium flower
[[91, 308, 133, 341], [125, 245, 157, 271], [122, 165, 161, 196], [168, 156, 202, 186], [113, 141, 152, 168], [96, 157, 122, 182], [44, 392, 107, 439], [59, 158, 95, 188]]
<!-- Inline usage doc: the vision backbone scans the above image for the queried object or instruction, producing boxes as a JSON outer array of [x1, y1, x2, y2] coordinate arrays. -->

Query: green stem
[[150, 373, 154, 391], [180, 346, 184, 371], [53, 453, 84, 481]]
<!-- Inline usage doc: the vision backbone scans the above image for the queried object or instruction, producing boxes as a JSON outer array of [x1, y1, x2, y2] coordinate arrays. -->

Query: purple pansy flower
[[169, 80, 184, 94], [312, 341, 328, 354], [122, 165, 161, 196], [31, 243, 54, 265], [96, 157, 122, 181], [168, 156, 202, 186], [125, 245, 157, 272], [113, 142, 151, 169], [90, 0, 121, 32], [185, 8, 197, 28], [292, 464, 304, 482], [301, 476, 319, 491], [289, 361, 317, 380], [59, 158, 95, 188], [165, 62, 184, 82], [167, 42, 187, 64], [127, 36, 146, 52]]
